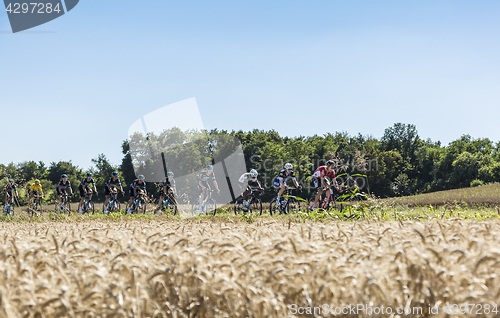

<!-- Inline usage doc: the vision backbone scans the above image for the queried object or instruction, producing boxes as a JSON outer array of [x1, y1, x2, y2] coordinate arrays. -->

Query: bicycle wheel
[[65, 201, 71, 215], [172, 199, 178, 215], [191, 202, 198, 216], [129, 203, 137, 215], [330, 200, 343, 213], [27, 202, 33, 217], [308, 196, 324, 211], [279, 199, 290, 215], [287, 198, 302, 214], [5, 199, 14, 217], [170, 203, 179, 215], [208, 199, 217, 216], [108, 200, 117, 213], [267, 199, 278, 216], [35, 201, 43, 213], [89, 202, 95, 215], [249, 198, 262, 216], [6, 205, 14, 217], [234, 197, 243, 215], [166, 198, 178, 215]]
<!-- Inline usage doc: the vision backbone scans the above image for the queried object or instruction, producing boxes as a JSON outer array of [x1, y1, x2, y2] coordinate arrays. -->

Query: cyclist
[[311, 160, 341, 210], [56, 174, 74, 210], [273, 163, 302, 206], [238, 169, 264, 211], [127, 174, 147, 215], [78, 173, 97, 214], [28, 179, 44, 203], [197, 165, 220, 215], [158, 171, 176, 210], [103, 171, 124, 215], [4, 179, 19, 212]]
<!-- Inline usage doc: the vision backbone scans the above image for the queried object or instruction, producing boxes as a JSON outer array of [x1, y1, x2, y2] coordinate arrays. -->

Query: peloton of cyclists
[[78, 173, 98, 214], [197, 165, 220, 215], [56, 174, 74, 210], [127, 174, 147, 215], [238, 169, 264, 211], [4, 179, 19, 211], [103, 171, 125, 215], [310, 160, 341, 210], [158, 171, 176, 210], [273, 163, 302, 206]]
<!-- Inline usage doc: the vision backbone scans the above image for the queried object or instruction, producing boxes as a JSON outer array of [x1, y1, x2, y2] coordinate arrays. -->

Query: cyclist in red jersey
[[311, 160, 341, 210]]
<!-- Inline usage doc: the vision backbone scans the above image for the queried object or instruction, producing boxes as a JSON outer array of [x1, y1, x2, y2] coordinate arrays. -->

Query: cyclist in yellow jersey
[[28, 179, 44, 202]]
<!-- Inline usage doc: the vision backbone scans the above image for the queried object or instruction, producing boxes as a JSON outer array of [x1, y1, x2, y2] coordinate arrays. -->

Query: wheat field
[[0, 218, 499, 317]]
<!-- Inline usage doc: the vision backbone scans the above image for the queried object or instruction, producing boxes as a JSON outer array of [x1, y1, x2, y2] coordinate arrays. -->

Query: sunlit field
[[383, 183, 500, 207], [1, 212, 500, 317]]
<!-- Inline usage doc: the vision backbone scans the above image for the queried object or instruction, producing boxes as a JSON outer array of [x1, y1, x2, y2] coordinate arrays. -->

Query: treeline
[[2, 123, 500, 204]]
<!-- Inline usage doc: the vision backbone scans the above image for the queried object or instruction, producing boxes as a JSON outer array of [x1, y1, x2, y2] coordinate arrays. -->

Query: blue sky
[[1, 0, 500, 169]]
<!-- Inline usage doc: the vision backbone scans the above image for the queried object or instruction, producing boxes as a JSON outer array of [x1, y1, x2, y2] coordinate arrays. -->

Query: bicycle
[[55, 193, 72, 215], [234, 186, 263, 215], [104, 189, 122, 213], [268, 187, 303, 215], [81, 192, 95, 215], [158, 190, 178, 215], [27, 194, 43, 217], [130, 190, 147, 214], [3, 194, 17, 217], [191, 189, 217, 216], [308, 185, 343, 213]]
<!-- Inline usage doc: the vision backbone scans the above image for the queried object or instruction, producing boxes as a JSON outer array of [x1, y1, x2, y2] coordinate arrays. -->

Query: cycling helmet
[[86, 172, 92, 178], [167, 171, 174, 178], [249, 169, 258, 177], [8, 179, 13, 183], [284, 163, 293, 170], [61, 174, 67, 179], [138, 174, 145, 181], [206, 165, 213, 172], [112, 171, 119, 177], [326, 160, 335, 167], [34, 179, 40, 185]]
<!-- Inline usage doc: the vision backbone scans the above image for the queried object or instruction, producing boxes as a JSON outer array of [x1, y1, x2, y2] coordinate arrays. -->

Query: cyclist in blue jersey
[[127, 174, 147, 215], [4, 179, 19, 211], [78, 173, 97, 214], [197, 165, 220, 215], [56, 174, 73, 209], [158, 171, 176, 210], [273, 163, 302, 206], [103, 171, 124, 215]]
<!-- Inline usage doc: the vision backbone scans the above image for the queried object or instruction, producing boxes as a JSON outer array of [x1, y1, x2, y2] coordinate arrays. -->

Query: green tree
[[391, 173, 412, 196], [365, 149, 404, 197], [18, 161, 47, 182], [121, 140, 135, 187]]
